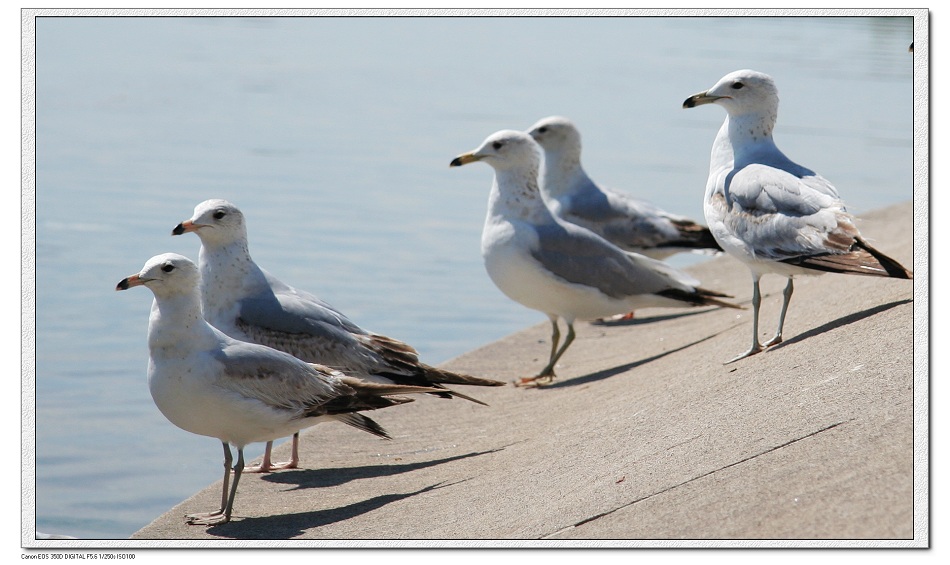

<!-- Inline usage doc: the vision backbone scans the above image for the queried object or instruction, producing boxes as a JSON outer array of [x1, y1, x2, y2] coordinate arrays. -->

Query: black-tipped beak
[[172, 220, 199, 236], [450, 153, 480, 167], [116, 274, 145, 291], [683, 92, 724, 109]]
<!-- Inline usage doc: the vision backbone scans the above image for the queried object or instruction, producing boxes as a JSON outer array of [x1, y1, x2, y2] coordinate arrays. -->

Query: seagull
[[526, 116, 721, 260], [450, 130, 741, 387], [116, 253, 439, 525], [683, 69, 913, 363], [173, 199, 503, 471]]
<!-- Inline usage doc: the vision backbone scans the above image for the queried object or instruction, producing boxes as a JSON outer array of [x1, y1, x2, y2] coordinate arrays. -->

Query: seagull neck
[[486, 169, 555, 225], [723, 112, 779, 164], [200, 237, 251, 260], [147, 292, 217, 352], [198, 240, 265, 315], [541, 148, 587, 199]]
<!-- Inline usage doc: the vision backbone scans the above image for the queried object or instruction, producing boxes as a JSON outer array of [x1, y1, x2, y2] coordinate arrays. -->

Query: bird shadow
[[541, 325, 737, 390], [203, 479, 467, 539], [589, 307, 721, 327], [766, 298, 913, 354], [260, 446, 504, 491]]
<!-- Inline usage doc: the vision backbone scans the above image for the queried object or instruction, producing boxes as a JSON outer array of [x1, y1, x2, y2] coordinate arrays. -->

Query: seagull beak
[[683, 91, 726, 109], [172, 220, 201, 236], [450, 152, 482, 167], [116, 273, 146, 291]]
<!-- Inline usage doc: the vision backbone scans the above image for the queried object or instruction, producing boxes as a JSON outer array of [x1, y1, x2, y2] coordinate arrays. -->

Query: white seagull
[[683, 69, 913, 363], [450, 130, 740, 387], [116, 253, 438, 525], [173, 200, 503, 471], [526, 115, 721, 259]]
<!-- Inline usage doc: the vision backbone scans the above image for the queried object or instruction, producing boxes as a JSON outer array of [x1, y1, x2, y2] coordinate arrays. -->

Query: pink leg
[[245, 433, 300, 473]]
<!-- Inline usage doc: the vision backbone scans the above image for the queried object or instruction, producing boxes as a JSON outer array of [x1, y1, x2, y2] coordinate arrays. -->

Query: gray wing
[[721, 163, 856, 261], [562, 179, 713, 251], [211, 338, 347, 414], [529, 219, 696, 299], [257, 271, 366, 334], [212, 337, 428, 432], [235, 272, 385, 369]]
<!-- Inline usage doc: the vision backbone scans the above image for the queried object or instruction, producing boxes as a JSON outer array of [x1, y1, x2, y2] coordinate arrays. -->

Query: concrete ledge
[[132, 201, 918, 544]]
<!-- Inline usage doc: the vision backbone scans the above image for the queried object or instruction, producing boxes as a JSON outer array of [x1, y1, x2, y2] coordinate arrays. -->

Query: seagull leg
[[517, 316, 561, 387], [548, 321, 576, 369], [222, 447, 244, 523], [187, 446, 244, 526], [518, 319, 576, 387], [262, 432, 300, 473], [245, 441, 275, 473], [726, 277, 765, 363], [246, 433, 300, 473], [186, 442, 233, 524], [763, 278, 793, 347], [287, 433, 300, 469]]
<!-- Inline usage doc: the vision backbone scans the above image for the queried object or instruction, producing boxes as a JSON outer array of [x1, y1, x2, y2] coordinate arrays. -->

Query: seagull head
[[450, 129, 541, 172], [172, 199, 248, 247], [683, 69, 779, 117], [526, 116, 582, 156], [116, 253, 200, 299]]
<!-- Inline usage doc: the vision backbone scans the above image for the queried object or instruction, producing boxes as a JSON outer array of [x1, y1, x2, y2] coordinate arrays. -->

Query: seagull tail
[[337, 375, 443, 398], [696, 290, 744, 310], [668, 221, 724, 252], [416, 363, 506, 389], [329, 413, 392, 439], [365, 334, 422, 369], [313, 378, 437, 433], [658, 287, 744, 310], [779, 238, 913, 279], [853, 237, 913, 279], [362, 334, 505, 404], [421, 382, 492, 406], [371, 367, 502, 406], [321, 377, 441, 438]]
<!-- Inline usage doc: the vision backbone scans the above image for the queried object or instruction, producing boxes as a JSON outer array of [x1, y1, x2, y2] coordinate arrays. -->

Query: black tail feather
[[780, 237, 913, 279], [667, 222, 724, 252], [658, 287, 743, 309], [854, 237, 913, 279], [330, 413, 391, 439]]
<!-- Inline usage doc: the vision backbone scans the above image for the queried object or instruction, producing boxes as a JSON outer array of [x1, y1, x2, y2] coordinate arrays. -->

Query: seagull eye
[[731, 82, 745, 90], [161, 264, 175, 273], [537, 127, 547, 133], [213, 210, 227, 220], [492, 141, 504, 150]]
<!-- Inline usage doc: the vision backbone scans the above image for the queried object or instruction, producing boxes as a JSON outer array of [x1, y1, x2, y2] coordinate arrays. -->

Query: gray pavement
[[131, 201, 919, 545]]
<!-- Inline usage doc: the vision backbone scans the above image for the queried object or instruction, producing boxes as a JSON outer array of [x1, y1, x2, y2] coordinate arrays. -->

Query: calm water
[[31, 15, 914, 539]]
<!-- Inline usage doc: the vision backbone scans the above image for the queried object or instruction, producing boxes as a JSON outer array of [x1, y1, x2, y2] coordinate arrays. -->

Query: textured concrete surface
[[130, 201, 919, 546]]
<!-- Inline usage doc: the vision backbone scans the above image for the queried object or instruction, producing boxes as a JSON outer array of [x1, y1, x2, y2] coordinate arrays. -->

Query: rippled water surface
[[31, 15, 914, 539]]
